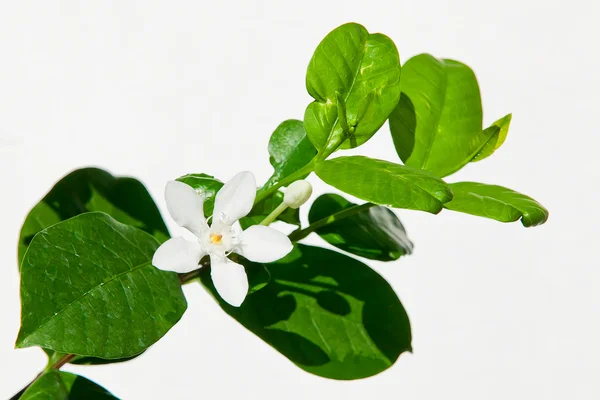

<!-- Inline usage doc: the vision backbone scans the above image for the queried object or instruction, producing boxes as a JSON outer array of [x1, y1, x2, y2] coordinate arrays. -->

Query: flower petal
[[165, 180, 207, 236], [239, 225, 293, 263], [210, 256, 249, 307], [152, 237, 205, 273], [212, 171, 256, 223]]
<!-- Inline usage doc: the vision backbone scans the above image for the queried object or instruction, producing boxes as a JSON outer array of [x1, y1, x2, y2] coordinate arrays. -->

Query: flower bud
[[284, 180, 313, 209]]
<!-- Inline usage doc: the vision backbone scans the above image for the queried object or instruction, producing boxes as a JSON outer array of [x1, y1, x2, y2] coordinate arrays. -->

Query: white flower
[[152, 171, 293, 307], [284, 180, 313, 209]]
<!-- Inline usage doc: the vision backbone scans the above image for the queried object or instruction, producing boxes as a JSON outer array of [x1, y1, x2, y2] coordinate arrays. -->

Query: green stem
[[259, 202, 289, 226], [289, 202, 376, 242], [254, 160, 316, 205]]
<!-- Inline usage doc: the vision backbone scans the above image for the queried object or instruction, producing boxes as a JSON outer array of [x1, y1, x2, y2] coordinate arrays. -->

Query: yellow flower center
[[210, 233, 223, 244]]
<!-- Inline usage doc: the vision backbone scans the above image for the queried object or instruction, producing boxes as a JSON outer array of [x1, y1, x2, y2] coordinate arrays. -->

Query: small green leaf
[[443, 182, 549, 227], [315, 156, 453, 213], [20, 370, 118, 400], [16, 213, 187, 358], [304, 23, 401, 152], [390, 54, 490, 177], [262, 120, 317, 190], [201, 244, 412, 380], [176, 173, 224, 217], [19, 168, 170, 264], [308, 194, 413, 261], [471, 114, 512, 162]]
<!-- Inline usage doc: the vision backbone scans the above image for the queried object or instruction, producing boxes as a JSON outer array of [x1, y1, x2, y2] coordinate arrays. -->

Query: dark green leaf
[[304, 23, 401, 151], [263, 120, 317, 189], [471, 114, 512, 162], [176, 173, 224, 217], [20, 370, 117, 400], [201, 244, 411, 380], [16, 213, 187, 358], [315, 156, 453, 214], [443, 182, 549, 227], [390, 54, 491, 177], [307, 193, 413, 261], [19, 168, 170, 264]]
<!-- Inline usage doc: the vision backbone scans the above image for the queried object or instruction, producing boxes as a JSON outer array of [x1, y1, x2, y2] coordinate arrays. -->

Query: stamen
[[210, 233, 223, 244]]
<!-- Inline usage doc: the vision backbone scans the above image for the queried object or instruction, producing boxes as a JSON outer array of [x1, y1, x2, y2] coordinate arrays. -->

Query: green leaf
[[240, 191, 300, 229], [307, 194, 413, 261], [20, 370, 117, 400], [390, 54, 489, 177], [176, 173, 224, 217], [19, 168, 170, 264], [263, 120, 317, 189], [16, 213, 187, 358], [443, 182, 549, 227], [471, 114, 512, 162], [315, 156, 453, 214], [304, 23, 402, 152], [201, 244, 411, 380]]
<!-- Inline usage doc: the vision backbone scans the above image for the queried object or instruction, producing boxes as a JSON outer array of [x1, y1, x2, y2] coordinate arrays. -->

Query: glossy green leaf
[[307, 193, 413, 261], [17, 212, 187, 358], [201, 244, 411, 380], [176, 173, 224, 217], [19, 168, 170, 264], [263, 120, 317, 189], [390, 54, 488, 177], [472, 114, 512, 162], [304, 23, 401, 151], [315, 156, 453, 213], [20, 370, 117, 400], [444, 182, 549, 227]]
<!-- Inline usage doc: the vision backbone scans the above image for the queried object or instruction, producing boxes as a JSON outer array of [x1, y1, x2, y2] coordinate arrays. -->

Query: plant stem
[[259, 202, 289, 226], [289, 202, 376, 242], [51, 354, 76, 370], [254, 160, 316, 205]]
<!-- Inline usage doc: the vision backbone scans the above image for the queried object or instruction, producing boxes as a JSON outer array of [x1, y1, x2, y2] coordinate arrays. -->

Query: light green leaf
[[176, 173, 224, 217], [304, 23, 401, 152], [19, 168, 170, 264], [471, 114, 512, 162], [315, 156, 453, 214], [20, 370, 117, 400], [443, 182, 549, 227], [201, 244, 412, 380], [262, 120, 317, 189], [16, 213, 187, 358], [390, 54, 488, 177], [306, 193, 413, 261]]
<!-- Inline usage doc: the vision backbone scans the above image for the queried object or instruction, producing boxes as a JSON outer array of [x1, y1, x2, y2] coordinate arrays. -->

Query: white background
[[1, 1, 598, 399]]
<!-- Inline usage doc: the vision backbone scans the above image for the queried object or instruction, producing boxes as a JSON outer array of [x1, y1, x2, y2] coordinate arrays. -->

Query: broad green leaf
[[176, 173, 224, 216], [19, 168, 170, 264], [304, 23, 401, 151], [307, 193, 413, 261], [240, 192, 300, 229], [263, 120, 317, 189], [471, 114, 512, 162], [315, 156, 453, 214], [201, 244, 411, 380], [444, 182, 548, 227], [20, 370, 117, 400], [16, 213, 187, 358], [390, 54, 488, 177]]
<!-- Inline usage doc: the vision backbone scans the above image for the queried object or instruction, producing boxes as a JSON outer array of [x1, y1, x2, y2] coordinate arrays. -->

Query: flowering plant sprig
[[11, 22, 547, 399]]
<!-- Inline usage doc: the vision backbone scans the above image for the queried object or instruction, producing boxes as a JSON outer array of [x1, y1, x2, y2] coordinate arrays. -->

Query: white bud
[[284, 180, 313, 209]]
